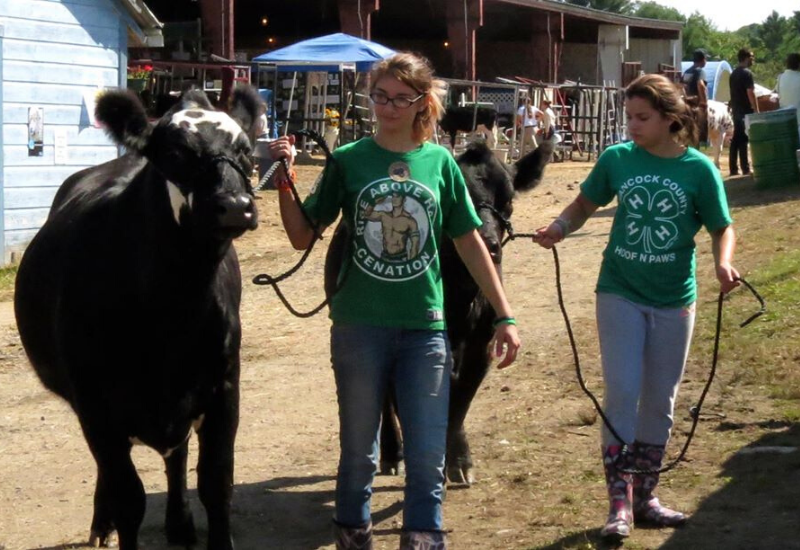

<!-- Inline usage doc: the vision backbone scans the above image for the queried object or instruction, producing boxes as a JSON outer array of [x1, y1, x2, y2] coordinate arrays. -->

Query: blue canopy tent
[[253, 34, 396, 142], [252, 32, 395, 72]]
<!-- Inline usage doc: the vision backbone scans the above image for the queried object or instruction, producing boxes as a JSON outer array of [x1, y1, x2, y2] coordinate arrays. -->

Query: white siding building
[[0, 0, 162, 263]]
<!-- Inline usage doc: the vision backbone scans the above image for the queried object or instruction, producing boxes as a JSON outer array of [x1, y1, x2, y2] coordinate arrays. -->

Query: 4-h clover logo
[[622, 186, 680, 253]]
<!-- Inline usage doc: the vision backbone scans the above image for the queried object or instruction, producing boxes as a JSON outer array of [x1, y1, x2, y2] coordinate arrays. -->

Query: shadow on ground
[[723, 175, 800, 208], [26, 474, 404, 550], [530, 423, 800, 550]]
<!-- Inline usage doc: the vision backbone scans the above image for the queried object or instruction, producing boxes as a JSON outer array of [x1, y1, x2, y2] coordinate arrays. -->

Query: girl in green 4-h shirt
[[534, 74, 739, 542], [267, 52, 520, 550]]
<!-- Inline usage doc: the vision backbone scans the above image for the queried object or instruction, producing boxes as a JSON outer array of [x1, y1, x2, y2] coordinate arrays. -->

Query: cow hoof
[[380, 460, 403, 476], [166, 511, 197, 545], [446, 464, 474, 486], [89, 528, 119, 548]]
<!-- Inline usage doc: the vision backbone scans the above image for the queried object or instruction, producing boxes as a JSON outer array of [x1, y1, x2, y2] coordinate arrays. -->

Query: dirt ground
[[1, 154, 798, 550]]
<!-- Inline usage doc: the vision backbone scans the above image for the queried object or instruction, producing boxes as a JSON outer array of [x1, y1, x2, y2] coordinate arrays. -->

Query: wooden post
[[446, 0, 482, 80], [199, 0, 234, 59], [338, 0, 380, 39]]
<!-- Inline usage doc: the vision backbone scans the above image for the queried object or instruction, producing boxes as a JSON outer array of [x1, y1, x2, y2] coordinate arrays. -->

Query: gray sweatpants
[[596, 292, 696, 447]]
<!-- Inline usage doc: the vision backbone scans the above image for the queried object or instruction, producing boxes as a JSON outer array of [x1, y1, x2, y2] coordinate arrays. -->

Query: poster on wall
[[28, 107, 44, 156]]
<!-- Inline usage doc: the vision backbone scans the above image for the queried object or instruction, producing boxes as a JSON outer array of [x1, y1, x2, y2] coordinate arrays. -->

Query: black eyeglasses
[[369, 91, 425, 109]]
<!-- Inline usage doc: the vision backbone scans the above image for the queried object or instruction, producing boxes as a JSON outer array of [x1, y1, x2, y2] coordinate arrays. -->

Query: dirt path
[[0, 158, 797, 550]]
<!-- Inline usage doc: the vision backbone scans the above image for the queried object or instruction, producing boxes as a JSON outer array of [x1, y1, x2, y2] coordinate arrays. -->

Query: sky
[[650, 0, 798, 31]]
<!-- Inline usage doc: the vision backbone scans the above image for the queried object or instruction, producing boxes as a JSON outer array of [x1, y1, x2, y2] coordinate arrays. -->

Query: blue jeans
[[330, 325, 452, 531], [596, 293, 696, 447]]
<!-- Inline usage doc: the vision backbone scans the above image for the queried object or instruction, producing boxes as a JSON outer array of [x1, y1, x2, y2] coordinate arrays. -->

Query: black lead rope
[[251, 129, 346, 318], [549, 246, 765, 474]]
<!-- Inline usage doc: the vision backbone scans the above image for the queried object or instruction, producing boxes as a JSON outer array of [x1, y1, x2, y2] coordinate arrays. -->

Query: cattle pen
[[439, 76, 626, 163]]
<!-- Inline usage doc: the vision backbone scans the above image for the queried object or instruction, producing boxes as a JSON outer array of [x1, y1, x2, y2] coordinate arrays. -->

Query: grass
[[0, 264, 17, 302], [691, 186, 800, 423]]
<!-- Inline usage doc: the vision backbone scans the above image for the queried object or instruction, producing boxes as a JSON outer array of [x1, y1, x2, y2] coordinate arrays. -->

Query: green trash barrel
[[746, 107, 800, 188]]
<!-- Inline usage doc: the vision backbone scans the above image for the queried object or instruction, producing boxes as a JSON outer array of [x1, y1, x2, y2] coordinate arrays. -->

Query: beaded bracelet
[[492, 316, 517, 328]]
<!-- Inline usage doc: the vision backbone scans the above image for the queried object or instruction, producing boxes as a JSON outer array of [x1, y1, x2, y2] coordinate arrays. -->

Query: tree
[[683, 12, 716, 60], [632, 1, 684, 23], [565, 0, 634, 15]]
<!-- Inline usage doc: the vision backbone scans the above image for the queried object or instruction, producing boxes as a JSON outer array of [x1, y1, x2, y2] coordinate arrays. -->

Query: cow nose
[[218, 195, 258, 230]]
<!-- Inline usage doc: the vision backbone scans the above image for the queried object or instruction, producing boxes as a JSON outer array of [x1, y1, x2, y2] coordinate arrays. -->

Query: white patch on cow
[[166, 181, 188, 225], [170, 109, 243, 143], [706, 100, 734, 169]]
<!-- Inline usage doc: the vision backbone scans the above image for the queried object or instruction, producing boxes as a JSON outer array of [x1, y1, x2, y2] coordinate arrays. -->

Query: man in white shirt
[[776, 52, 800, 139], [516, 96, 542, 156]]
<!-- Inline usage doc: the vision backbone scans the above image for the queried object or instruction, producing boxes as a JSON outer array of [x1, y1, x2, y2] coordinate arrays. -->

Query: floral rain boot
[[333, 520, 374, 550], [600, 444, 634, 541], [399, 530, 447, 550], [631, 441, 688, 527]]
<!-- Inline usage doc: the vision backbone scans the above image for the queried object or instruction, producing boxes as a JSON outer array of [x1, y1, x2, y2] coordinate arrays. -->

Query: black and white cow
[[706, 99, 734, 169], [325, 138, 555, 485], [440, 105, 499, 150], [14, 87, 260, 549]]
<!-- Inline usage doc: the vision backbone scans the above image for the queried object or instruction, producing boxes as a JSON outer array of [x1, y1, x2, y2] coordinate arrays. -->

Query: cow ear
[[228, 86, 261, 133], [95, 90, 151, 152]]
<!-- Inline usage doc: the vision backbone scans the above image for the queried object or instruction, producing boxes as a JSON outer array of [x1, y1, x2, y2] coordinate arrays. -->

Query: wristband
[[492, 316, 517, 328], [275, 168, 297, 192], [553, 217, 571, 239]]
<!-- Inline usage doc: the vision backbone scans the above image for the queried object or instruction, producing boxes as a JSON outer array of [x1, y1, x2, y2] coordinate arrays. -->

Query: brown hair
[[369, 52, 446, 143], [625, 73, 698, 147]]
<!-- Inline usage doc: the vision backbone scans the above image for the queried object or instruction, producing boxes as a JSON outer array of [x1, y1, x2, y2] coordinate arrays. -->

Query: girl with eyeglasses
[[267, 52, 520, 549]]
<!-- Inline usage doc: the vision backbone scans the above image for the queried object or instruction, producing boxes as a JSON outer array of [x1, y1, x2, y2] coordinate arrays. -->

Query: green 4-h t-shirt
[[580, 142, 732, 308], [303, 138, 481, 329]]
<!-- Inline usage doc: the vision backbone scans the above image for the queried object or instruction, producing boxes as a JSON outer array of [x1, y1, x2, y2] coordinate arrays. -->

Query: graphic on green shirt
[[622, 184, 683, 253], [355, 178, 437, 281]]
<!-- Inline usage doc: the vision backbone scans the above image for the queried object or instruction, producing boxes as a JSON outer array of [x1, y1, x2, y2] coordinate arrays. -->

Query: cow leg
[[379, 385, 403, 475], [196, 375, 239, 550], [85, 436, 145, 550], [446, 338, 492, 485], [164, 440, 197, 545], [709, 128, 722, 168], [89, 468, 118, 548]]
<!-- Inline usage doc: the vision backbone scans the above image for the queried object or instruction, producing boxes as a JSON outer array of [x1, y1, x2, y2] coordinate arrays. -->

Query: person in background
[[538, 98, 557, 140], [729, 48, 759, 176], [267, 52, 520, 550], [517, 96, 542, 157], [682, 49, 709, 144], [776, 52, 800, 139], [533, 73, 739, 543]]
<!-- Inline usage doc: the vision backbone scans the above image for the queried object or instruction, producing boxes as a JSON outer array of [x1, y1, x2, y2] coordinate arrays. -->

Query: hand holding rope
[[252, 129, 340, 318]]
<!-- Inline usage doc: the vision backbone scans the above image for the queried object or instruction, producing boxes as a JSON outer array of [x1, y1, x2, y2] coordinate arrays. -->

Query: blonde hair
[[625, 73, 698, 147], [369, 52, 446, 143]]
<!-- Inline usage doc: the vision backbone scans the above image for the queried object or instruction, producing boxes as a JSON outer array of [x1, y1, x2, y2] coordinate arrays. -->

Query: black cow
[[325, 138, 555, 485], [14, 87, 260, 550], [440, 105, 499, 150]]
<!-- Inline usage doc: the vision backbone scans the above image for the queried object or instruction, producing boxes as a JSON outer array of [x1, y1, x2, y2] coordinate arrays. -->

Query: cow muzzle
[[217, 195, 258, 231]]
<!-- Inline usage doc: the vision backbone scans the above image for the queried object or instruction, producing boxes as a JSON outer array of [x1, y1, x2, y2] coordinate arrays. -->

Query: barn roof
[[495, 0, 684, 32], [117, 0, 164, 48]]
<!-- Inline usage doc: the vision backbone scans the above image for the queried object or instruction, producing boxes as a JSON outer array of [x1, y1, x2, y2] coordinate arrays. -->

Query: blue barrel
[[746, 108, 800, 188]]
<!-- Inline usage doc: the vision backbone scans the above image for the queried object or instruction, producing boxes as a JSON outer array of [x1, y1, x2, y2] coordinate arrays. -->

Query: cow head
[[456, 139, 553, 264], [95, 87, 260, 239]]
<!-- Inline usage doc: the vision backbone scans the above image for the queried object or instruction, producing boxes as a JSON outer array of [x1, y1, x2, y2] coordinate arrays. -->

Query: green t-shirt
[[580, 142, 732, 308], [303, 138, 482, 329]]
